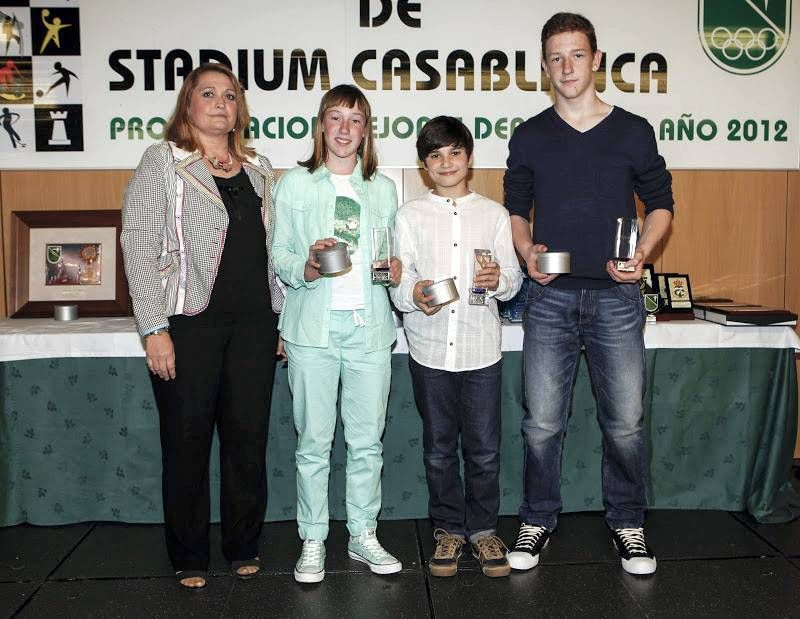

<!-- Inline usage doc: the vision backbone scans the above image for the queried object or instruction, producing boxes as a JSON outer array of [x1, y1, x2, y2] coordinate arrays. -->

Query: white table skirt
[[1, 316, 799, 362]]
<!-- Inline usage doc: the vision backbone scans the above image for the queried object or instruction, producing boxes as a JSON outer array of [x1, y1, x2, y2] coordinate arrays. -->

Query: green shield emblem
[[644, 293, 660, 314], [699, 0, 791, 74], [46, 245, 62, 264]]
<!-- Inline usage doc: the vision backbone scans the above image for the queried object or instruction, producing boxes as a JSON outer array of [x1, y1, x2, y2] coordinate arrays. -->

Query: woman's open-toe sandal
[[232, 557, 261, 580], [176, 570, 207, 589]]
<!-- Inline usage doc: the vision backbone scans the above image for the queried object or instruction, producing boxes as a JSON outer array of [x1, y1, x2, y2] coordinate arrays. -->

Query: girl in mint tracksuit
[[272, 84, 402, 583]]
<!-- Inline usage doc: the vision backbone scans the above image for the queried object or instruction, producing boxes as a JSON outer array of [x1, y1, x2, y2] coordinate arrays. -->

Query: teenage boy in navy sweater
[[391, 117, 522, 577], [504, 12, 674, 575]]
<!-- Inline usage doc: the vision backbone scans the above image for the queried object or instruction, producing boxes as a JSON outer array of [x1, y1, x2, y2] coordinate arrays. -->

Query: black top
[[206, 169, 270, 315], [504, 106, 674, 289]]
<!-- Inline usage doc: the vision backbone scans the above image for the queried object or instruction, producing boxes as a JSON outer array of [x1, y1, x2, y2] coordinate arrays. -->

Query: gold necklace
[[205, 152, 233, 173]]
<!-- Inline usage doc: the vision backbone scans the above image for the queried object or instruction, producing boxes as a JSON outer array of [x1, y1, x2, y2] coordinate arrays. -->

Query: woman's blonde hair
[[164, 63, 255, 160], [299, 84, 378, 180]]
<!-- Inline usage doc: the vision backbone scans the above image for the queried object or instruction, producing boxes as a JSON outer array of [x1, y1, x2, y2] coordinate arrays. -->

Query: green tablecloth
[[1, 349, 798, 526]]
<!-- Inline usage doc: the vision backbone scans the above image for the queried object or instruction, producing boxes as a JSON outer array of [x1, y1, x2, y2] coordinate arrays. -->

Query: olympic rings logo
[[709, 26, 782, 61]]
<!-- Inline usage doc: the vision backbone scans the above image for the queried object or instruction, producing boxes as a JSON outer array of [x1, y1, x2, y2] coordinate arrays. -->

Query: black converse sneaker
[[611, 527, 657, 575], [506, 523, 551, 570]]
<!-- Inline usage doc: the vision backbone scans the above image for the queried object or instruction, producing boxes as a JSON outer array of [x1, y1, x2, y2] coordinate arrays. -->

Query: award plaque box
[[694, 303, 798, 326], [654, 273, 695, 321]]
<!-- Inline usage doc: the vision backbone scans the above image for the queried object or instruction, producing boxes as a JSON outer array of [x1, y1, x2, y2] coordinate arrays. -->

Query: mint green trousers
[[285, 310, 392, 540]]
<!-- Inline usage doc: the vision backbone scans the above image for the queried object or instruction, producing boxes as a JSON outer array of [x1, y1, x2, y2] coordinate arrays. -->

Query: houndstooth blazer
[[121, 141, 284, 336]]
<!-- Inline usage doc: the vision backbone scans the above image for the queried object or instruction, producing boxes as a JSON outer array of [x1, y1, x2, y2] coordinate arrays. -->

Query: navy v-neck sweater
[[504, 106, 674, 289]]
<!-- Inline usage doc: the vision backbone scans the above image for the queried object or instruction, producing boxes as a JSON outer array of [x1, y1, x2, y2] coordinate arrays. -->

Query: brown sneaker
[[472, 534, 511, 577], [428, 529, 464, 577]]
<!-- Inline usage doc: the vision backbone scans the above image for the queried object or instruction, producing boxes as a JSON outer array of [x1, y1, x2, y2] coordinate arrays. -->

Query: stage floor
[[2, 490, 800, 617]]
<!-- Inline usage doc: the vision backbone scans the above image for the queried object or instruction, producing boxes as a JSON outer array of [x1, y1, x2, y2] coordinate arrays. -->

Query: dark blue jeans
[[409, 356, 502, 541], [520, 282, 647, 530]]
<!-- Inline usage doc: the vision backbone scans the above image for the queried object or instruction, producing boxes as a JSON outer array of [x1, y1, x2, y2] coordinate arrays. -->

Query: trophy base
[[469, 290, 488, 305], [372, 268, 391, 285], [614, 259, 636, 272]]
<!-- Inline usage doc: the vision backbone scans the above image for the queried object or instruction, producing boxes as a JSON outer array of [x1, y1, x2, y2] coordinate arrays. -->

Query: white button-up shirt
[[391, 191, 523, 371]]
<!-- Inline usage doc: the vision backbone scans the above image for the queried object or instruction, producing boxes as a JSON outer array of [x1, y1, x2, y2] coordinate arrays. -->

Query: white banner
[[0, 0, 797, 169]]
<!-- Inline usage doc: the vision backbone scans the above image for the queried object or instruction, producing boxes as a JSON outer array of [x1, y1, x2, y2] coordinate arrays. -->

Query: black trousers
[[150, 311, 278, 572]]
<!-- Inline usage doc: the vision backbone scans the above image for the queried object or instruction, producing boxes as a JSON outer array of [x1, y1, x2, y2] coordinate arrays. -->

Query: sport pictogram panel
[[1, 1, 83, 154]]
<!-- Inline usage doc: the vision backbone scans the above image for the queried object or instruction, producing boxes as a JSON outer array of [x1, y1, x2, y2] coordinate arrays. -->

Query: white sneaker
[[347, 529, 402, 574], [506, 523, 551, 570], [294, 539, 325, 583], [611, 527, 657, 575]]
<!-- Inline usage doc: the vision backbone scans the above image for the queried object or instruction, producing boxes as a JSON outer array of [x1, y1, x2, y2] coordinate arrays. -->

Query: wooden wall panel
[[787, 171, 800, 458], [464, 170, 505, 204], [663, 171, 788, 307], [403, 167, 431, 202], [1, 170, 133, 318], [1, 169, 795, 315], [787, 171, 800, 327]]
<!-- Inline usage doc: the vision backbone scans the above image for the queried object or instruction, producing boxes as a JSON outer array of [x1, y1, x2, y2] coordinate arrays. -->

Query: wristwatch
[[145, 327, 170, 337]]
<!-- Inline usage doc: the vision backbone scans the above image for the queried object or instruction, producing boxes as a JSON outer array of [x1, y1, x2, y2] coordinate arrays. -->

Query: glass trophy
[[612, 217, 639, 272], [371, 227, 393, 285], [469, 249, 493, 305]]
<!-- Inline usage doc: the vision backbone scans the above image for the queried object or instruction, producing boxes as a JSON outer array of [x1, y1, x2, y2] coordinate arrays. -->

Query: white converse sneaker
[[294, 539, 325, 583], [347, 529, 402, 574], [611, 527, 657, 575], [506, 523, 551, 570]]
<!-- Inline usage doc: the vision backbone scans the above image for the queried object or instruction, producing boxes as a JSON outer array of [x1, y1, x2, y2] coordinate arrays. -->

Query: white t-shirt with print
[[328, 173, 365, 310]]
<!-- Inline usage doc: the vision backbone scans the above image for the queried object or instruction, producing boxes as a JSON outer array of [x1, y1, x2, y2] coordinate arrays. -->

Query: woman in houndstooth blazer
[[121, 64, 283, 590]]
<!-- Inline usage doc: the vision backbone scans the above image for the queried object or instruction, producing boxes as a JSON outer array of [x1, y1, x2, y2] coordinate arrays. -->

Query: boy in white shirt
[[391, 116, 522, 577]]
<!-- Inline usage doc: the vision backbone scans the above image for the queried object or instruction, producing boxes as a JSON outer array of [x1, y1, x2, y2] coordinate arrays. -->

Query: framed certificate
[[9, 210, 131, 318]]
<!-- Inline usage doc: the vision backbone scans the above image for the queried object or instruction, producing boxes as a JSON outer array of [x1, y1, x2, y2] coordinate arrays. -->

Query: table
[[1, 318, 798, 526]]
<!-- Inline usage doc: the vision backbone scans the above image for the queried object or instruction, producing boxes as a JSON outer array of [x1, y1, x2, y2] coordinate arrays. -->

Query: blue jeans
[[520, 282, 647, 530], [409, 357, 502, 542]]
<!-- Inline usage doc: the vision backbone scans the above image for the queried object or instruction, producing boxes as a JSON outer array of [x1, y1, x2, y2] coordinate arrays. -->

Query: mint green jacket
[[272, 164, 398, 351]]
